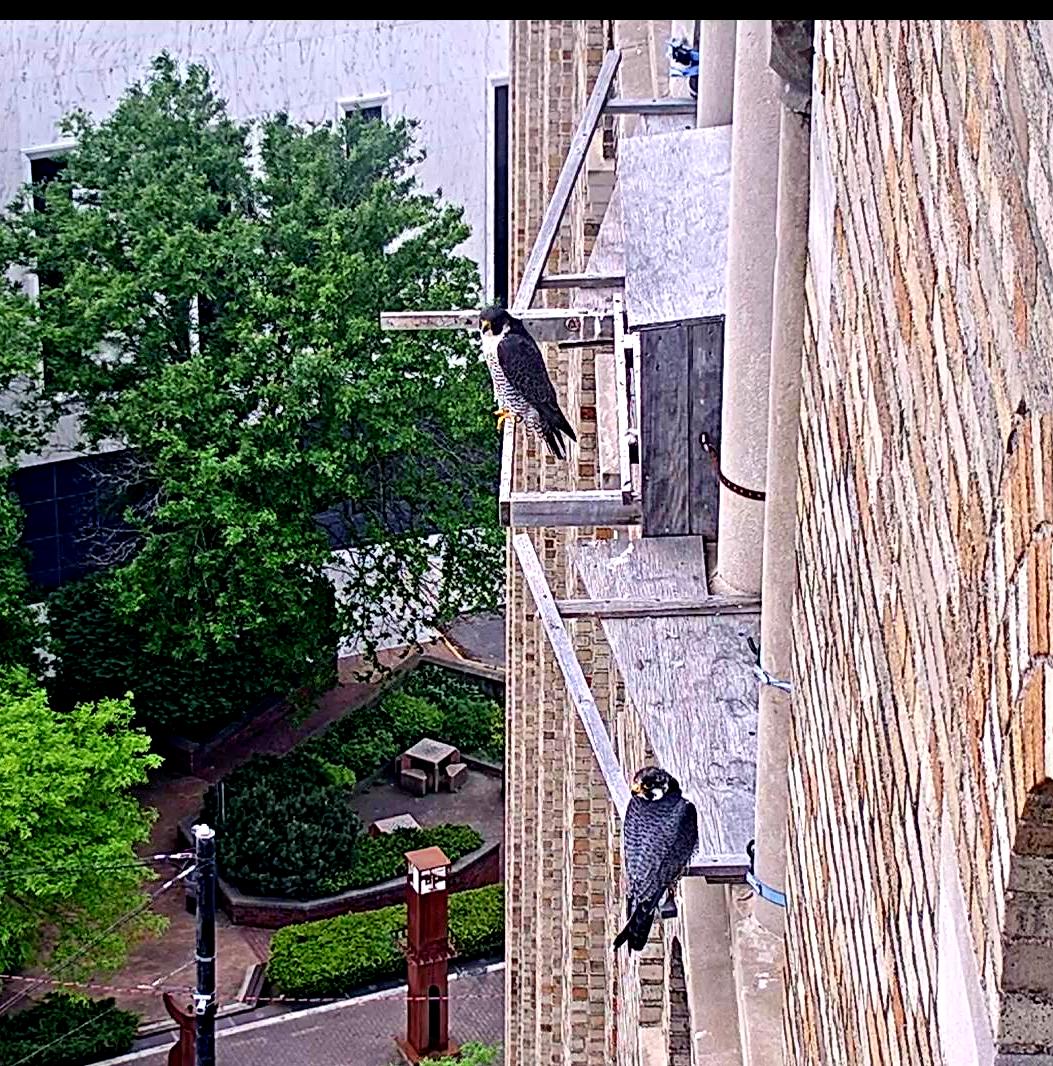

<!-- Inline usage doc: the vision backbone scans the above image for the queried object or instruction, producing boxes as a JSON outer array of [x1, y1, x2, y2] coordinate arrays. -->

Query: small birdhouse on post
[[397, 846, 458, 1063]]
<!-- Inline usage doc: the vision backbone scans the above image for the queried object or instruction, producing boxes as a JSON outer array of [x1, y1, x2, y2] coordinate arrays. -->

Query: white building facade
[[0, 19, 509, 297]]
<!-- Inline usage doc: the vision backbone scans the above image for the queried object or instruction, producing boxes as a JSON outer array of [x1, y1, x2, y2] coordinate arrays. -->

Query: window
[[27, 149, 73, 387], [492, 83, 510, 308], [29, 154, 68, 296], [337, 94, 389, 124], [10, 451, 137, 592]]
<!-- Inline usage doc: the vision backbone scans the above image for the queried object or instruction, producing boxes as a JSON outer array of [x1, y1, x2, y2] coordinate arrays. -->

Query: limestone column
[[714, 21, 781, 594], [753, 20, 815, 934], [696, 20, 737, 127]]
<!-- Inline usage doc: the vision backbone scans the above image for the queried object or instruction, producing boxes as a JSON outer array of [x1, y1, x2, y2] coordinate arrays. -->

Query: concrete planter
[[178, 816, 500, 929]]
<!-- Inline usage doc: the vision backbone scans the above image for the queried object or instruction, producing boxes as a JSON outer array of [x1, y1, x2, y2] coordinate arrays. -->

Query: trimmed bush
[[203, 753, 362, 899], [0, 993, 139, 1066], [401, 663, 504, 760], [268, 885, 504, 998], [448, 879, 504, 958], [207, 756, 483, 899], [323, 824, 483, 893], [304, 663, 505, 778], [446, 1044, 500, 1066]]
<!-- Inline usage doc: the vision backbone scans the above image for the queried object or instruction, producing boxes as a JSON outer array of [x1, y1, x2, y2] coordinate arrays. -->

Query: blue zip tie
[[669, 42, 699, 78], [746, 872, 788, 908], [744, 840, 788, 908]]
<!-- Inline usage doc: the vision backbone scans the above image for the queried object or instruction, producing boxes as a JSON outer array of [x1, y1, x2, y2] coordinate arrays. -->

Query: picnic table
[[400, 738, 461, 794]]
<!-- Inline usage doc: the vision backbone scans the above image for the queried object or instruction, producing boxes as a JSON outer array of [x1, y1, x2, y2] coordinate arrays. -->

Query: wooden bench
[[399, 767, 428, 797], [445, 762, 468, 793]]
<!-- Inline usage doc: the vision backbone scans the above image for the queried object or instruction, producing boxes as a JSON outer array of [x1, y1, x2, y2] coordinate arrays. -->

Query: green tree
[[0, 487, 39, 670], [0, 55, 501, 734], [0, 668, 162, 977]]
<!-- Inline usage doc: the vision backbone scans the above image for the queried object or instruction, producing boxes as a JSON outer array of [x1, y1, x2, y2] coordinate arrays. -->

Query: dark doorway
[[427, 984, 441, 1050]]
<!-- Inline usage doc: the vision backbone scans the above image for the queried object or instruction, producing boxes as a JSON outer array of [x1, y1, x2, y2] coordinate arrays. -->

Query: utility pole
[[192, 824, 217, 1066]]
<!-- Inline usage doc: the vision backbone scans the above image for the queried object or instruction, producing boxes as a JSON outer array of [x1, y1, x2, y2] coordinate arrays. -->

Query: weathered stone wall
[[786, 20, 1053, 1064]]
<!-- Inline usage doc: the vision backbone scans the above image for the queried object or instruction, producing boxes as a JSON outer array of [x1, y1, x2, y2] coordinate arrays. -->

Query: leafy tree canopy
[[0, 487, 39, 671], [0, 668, 162, 977], [0, 55, 501, 729]]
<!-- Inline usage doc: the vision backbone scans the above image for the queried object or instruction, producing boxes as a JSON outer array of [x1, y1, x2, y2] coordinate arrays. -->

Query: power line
[[0, 851, 193, 880], [0, 973, 194, 997], [0, 861, 196, 1019]]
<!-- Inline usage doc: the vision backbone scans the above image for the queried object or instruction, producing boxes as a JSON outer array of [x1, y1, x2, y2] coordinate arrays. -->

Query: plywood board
[[573, 536, 759, 870], [620, 124, 732, 328]]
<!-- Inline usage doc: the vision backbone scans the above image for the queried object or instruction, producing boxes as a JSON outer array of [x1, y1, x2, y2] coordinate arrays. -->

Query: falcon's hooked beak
[[479, 320, 492, 334], [631, 781, 643, 796]]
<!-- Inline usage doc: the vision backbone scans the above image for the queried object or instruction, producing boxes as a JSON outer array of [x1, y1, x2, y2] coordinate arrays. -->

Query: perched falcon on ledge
[[478, 305, 577, 459], [614, 766, 699, 954]]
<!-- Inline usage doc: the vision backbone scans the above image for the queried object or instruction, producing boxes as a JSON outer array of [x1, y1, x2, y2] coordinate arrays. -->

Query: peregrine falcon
[[478, 305, 577, 459], [614, 766, 699, 953]]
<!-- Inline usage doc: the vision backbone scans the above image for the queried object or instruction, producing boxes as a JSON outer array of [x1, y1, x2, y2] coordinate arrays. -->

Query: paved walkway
[[352, 770, 505, 851], [95, 965, 505, 1066]]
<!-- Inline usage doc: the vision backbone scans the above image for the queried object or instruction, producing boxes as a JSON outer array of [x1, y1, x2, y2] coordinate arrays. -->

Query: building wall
[[786, 20, 1053, 1064], [0, 19, 508, 289], [504, 20, 685, 1066]]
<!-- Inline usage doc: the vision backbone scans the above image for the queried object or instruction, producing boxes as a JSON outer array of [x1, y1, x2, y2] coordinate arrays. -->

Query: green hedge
[[322, 824, 483, 893], [0, 994, 139, 1066], [268, 884, 504, 998], [206, 756, 483, 899], [400, 664, 504, 760], [303, 663, 504, 780], [203, 753, 363, 899]]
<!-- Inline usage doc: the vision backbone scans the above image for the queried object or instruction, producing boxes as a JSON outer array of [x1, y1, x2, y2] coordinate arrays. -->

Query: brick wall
[[504, 20, 678, 1066], [786, 20, 1053, 1064]]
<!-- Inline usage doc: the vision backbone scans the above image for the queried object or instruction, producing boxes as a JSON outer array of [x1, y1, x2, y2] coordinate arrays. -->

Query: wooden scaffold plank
[[512, 533, 631, 818], [507, 489, 640, 529], [604, 97, 698, 116], [538, 272, 624, 290], [380, 308, 612, 343], [555, 595, 761, 619], [612, 295, 634, 505], [511, 49, 622, 315]]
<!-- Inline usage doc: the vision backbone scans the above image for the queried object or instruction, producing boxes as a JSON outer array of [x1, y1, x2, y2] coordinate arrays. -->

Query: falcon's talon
[[495, 409, 511, 429]]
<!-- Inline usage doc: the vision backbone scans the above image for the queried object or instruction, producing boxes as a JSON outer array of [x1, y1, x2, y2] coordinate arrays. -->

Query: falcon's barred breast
[[479, 306, 577, 459], [615, 766, 699, 954]]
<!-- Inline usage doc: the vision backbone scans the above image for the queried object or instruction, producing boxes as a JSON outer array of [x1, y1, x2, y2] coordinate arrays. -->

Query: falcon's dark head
[[479, 305, 515, 336], [630, 766, 681, 802]]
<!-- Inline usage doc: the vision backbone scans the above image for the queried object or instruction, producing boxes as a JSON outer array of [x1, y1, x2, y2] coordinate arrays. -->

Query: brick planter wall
[[178, 816, 500, 928]]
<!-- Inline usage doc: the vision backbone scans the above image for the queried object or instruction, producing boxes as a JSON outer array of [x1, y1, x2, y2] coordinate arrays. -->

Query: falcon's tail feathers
[[613, 899, 658, 953], [539, 404, 577, 460]]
